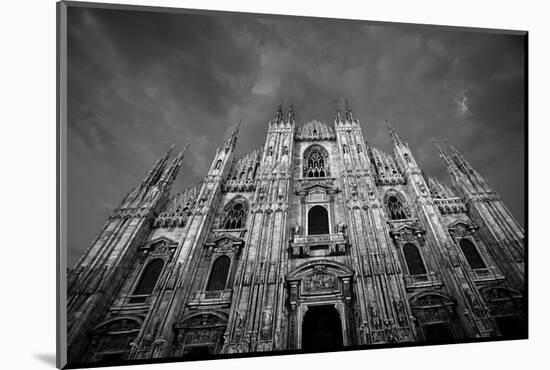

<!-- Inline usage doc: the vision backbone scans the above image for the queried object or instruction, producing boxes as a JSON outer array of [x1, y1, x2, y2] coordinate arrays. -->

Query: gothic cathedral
[[67, 102, 526, 364]]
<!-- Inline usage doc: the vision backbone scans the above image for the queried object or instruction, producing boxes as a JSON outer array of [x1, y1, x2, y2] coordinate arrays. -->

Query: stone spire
[[159, 143, 190, 187], [140, 144, 174, 187], [223, 121, 240, 153], [387, 122, 404, 147]]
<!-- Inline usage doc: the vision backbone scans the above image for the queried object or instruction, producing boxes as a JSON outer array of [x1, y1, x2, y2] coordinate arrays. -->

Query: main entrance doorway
[[423, 323, 454, 344], [302, 305, 343, 351]]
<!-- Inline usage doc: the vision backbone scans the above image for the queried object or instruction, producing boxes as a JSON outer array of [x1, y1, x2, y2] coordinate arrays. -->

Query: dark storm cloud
[[67, 7, 525, 266]]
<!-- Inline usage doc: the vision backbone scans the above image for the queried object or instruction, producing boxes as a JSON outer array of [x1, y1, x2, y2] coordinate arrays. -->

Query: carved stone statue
[[337, 221, 346, 234], [291, 223, 301, 236], [262, 307, 273, 327]]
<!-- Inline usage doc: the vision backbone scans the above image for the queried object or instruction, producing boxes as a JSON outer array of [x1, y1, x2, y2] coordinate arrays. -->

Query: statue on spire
[[274, 100, 284, 124], [345, 99, 354, 122], [287, 101, 295, 123], [334, 99, 342, 122]]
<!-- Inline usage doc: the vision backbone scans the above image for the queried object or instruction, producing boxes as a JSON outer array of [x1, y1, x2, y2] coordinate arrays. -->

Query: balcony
[[187, 289, 233, 308], [403, 273, 443, 291], [289, 233, 347, 257], [471, 267, 505, 283]]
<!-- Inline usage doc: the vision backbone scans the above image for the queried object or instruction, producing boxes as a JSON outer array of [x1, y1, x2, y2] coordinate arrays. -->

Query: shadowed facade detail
[[66, 102, 525, 364]]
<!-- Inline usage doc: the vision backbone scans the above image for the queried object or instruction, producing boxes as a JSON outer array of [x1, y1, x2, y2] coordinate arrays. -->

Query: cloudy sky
[[67, 6, 525, 267]]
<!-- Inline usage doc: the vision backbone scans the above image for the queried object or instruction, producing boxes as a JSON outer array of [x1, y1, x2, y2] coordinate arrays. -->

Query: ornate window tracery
[[459, 238, 486, 269], [387, 195, 408, 220], [304, 145, 330, 177], [206, 255, 231, 291], [129, 258, 164, 303], [403, 243, 427, 275], [222, 199, 247, 229]]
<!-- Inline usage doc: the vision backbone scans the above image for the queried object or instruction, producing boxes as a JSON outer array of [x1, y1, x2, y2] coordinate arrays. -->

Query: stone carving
[[337, 221, 347, 233], [296, 120, 336, 140], [359, 321, 370, 344], [394, 298, 407, 325], [291, 223, 301, 236], [304, 272, 336, 292], [369, 304, 381, 329], [261, 306, 273, 339]]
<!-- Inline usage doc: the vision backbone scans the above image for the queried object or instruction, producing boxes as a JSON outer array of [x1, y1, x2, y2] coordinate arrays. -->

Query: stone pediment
[[296, 182, 338, 195], [147, 236, 178, 246], [287, 259, 354, 281], [206, 234, 244, 247], [447, 220, 478, 237], [140, 236, 178, 255], [447, 220, 476, 230], [389, 223, 425, 243], [391, 224, 422, 234]]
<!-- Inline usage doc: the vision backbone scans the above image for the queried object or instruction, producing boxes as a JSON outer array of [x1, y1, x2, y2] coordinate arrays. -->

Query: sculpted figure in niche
[[291, 223, 301, 236], [337, 221, 347, 234]]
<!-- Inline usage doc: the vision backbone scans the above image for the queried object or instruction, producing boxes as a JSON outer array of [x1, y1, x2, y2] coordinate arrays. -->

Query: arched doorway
[[302, 305, 343, 351], [308, 206, 329, 235], [423, 323, 454, 344]]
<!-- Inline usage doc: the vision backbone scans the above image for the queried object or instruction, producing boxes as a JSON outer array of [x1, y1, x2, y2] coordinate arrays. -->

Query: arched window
[[387, 195, 407, 220], [206, 255, 231, 291], [459, 239, 486, 269], [129, 259, 164, 303], [215, 159, 222, 170], [223, 199, 247, 229], [308, 205, 329, 235], [403, 243, 427, 275], [304, 145, 329, 177]]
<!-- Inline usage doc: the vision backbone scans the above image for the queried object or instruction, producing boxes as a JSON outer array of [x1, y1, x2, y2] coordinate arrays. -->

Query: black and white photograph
[[56, 1, 528, 368]]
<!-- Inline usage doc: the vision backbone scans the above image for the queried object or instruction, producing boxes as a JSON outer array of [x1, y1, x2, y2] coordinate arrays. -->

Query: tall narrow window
[[308, 205, 329, 235], [459, 239, 486, 269], [206, 255, 231, 291], [387, 195, 407, 220], [215, 159, 222, 170], [223, 200, 247, 229], [129, 259, 164, 303], [403, 243, 427, 275], [304, 145, 329, 177]]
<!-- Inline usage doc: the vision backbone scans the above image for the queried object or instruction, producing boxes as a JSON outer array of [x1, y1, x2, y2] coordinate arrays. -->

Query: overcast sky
[[67, 6, 525, 267]]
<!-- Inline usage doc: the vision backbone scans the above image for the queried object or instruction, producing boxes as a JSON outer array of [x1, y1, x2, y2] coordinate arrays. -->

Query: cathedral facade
[[66, 102, 526, 364]]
